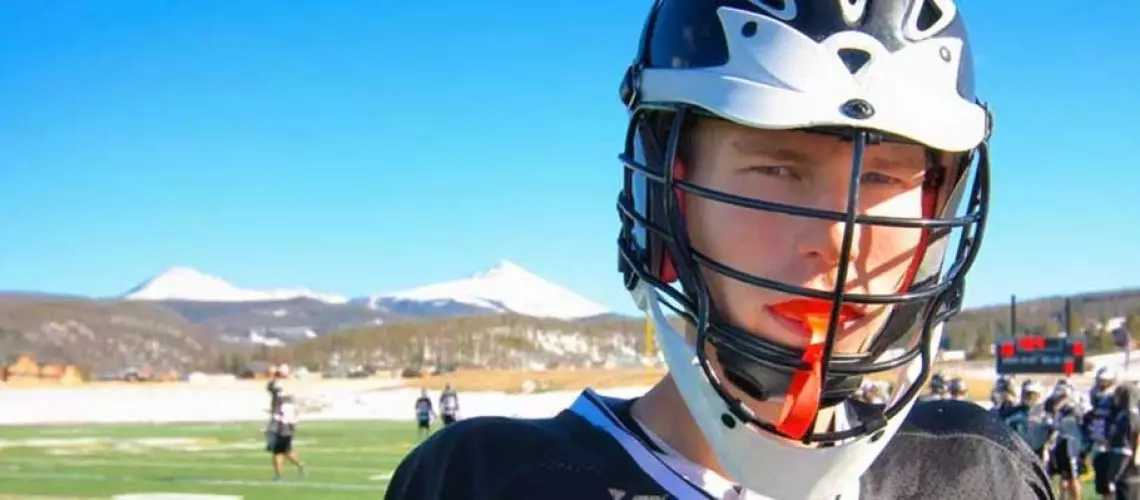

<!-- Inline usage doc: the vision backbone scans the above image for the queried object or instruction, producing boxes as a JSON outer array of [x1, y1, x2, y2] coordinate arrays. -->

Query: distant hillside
[[3, 285, 1137, 376], [278, 288, 1140, 373], [0, 294, 230, 374], [943, 288, 1140, 354], [280, 313, 678, 372], [153, 298, 397, 344]]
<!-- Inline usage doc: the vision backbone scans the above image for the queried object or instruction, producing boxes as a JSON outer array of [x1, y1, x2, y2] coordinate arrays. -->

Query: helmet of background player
[[930, 373, 947, 393], [949, 378, 967, 396], [1114, 383, 1140, 411], [1095, 366, 1117, 389], [1022, 381, 1043, 405], [616, 1, 990, 497]]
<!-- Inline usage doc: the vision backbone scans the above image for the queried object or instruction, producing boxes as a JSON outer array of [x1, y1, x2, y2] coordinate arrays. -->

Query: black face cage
[[617, 104, 991, 444]]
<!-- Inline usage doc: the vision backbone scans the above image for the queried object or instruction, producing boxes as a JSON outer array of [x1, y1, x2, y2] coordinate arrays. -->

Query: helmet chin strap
[[711, 293, 931, 435], [642, 284, 918, 500]]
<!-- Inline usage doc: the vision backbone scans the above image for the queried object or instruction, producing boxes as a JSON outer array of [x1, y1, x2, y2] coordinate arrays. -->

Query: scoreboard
[[994, 335, 1086, 375]]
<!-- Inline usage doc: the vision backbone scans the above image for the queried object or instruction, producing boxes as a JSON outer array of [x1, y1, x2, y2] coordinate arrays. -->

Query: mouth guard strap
[[775, 316, 829, 439]]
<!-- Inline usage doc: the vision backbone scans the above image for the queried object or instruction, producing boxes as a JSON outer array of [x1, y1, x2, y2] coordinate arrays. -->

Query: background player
[[1048, 384, 1085, 500], [948, 377, 970, 401], [267, 394, 307, 481], [414, 388, 436, 441], [439, 383, 460, 426], [1087, 367, 1120, 499]]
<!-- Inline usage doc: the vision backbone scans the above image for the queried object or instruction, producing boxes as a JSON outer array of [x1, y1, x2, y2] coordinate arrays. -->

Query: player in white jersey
[[264, 363, 291, 452], [1016, 381, 1053, 462], [268, 394, 307, 481], [439, 383, 460, 426]]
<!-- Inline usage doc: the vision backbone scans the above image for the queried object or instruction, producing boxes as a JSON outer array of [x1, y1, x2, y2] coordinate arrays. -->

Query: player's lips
[[765, 299, 866, 339]]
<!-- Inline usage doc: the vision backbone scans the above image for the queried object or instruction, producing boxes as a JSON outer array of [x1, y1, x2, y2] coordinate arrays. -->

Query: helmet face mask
[[619, 105, 988, 445], [616, 1, 992, 497]]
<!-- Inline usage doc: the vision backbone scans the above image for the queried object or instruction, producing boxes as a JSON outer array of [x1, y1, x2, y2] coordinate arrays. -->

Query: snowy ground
[[2, 352, 1134, 426], [0, 379, 651, 426]]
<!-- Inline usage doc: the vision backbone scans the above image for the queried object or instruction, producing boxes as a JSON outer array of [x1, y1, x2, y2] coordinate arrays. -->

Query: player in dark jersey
[[1087, 367, 1120, 499], [388, 1, 1052, 498], [1108, 382, 1140, 500], [414, 388, 436, 441], [439, 383, 460, 426]]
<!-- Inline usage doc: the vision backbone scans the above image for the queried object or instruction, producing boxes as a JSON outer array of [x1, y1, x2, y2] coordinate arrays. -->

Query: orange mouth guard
[[775, 315, 828, 439]]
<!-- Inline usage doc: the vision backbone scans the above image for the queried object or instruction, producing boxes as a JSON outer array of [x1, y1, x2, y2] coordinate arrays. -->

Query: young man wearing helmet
[[386, 1, 1052, 498]]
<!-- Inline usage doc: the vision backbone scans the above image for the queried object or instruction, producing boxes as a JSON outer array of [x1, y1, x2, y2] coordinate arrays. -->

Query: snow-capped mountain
[[362, 260, 611, 320], [122, 267, 348, 304], [113, 261, 614, 346]]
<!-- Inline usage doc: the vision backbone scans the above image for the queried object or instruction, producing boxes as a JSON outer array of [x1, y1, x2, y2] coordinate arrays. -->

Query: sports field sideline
[[0, 421, 411, 500], [0, 418, 1108, 499]]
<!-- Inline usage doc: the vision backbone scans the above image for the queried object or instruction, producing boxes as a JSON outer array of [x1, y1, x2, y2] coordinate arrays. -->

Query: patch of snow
[[367, 260, 609, 320], [122, 267, 347, 304]]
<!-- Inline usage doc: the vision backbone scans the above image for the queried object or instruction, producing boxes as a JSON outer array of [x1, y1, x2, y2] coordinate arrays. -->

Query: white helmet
[[1096, 366, 1117, 383], [618, 0, 990, 498]]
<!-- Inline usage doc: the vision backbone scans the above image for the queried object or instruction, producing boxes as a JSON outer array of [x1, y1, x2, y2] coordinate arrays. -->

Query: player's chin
[[737, 400, 833, 449]]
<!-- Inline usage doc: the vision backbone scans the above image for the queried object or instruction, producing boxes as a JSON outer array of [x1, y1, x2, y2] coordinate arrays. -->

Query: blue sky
[[0, 1, 1136, 315]]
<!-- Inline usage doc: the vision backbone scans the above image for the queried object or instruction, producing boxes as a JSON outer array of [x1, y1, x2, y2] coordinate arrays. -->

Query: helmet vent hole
[[836, 48, 871, 75], [720, 413, 737, 428], [839, 0, 867, 26], [741, 21, 758, 38], [903, 0, 957, 41], [747, 0, 797, 22], [916, 0, 943, 31]]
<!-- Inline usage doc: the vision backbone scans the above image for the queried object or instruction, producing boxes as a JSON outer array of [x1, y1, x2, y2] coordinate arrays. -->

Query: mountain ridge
[[121, 261, 612, 322]]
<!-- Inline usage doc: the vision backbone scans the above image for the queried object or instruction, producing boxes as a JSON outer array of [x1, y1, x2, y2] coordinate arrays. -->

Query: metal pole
[[1010, 294, 1017, 337]]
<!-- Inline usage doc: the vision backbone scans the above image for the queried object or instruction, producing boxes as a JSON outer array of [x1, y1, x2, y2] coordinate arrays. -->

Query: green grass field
[[0, 420, 416, 500], [0, 420, 1106, 499]]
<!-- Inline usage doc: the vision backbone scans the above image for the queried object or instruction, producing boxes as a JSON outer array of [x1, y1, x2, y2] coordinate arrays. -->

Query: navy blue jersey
[[1085, 389, 1116, 452], [386, 389, 1052, 499]]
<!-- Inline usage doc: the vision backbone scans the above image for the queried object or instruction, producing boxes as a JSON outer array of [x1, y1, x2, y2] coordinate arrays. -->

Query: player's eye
[[744, 165, 800, 180]]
